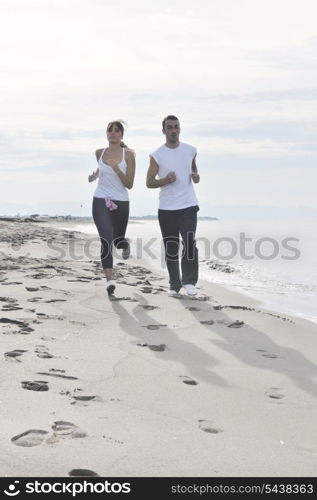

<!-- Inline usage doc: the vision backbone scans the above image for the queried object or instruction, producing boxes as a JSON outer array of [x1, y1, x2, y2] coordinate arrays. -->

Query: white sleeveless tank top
[[150, 142, 198, 210], [94, 147, 129, 201]]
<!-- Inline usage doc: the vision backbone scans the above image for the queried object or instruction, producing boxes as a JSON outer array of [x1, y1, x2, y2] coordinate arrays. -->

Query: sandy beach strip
[[0, 219, 317, 477]]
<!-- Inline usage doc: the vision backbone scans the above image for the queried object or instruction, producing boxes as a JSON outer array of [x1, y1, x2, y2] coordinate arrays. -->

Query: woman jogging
[[88, 120, 135, 294]]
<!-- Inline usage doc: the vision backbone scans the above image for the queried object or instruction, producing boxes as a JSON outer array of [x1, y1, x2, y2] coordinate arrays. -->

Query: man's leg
[[158, 209, 182, 292], [179, 206, 199, 286]]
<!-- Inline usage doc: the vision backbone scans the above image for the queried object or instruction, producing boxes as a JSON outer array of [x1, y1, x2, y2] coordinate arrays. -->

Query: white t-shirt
[[150, 142, 198, 210], [94, 147, 129, 201]]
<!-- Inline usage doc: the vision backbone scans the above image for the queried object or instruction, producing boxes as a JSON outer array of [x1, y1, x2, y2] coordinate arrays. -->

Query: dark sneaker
[[106, 280, 116, 295], [122, 241, 130, 260]]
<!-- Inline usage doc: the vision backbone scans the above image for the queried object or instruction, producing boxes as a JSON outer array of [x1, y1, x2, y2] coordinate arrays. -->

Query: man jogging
[[146, 115, 200, 296]]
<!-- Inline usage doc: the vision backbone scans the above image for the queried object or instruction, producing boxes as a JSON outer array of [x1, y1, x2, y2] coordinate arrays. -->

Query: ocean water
[[71, 218, 317, 323]]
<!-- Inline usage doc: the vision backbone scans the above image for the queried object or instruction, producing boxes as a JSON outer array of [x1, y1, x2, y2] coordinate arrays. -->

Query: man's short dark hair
[[162, 115, 179, 130]]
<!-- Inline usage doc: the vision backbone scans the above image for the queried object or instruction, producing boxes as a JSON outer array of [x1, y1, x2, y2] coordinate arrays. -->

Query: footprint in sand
[[51, 421, 86, 439], [109, 296, 137, 302], [261, 353, 279, 359], [228, 320, 244, 328], [21, 381, 49, 392], [0, 318, 27, 326], [37, 370, 78, 380], [265, 388, 285, 400], [214, 304, 254, 312], [0, 318, 34, 334], [120, 281, 137, 287], [144, 324, 167, 330], [186, 306, 200, 311], [72, 395, 96, 402], [0, 297, 18, 304], [35, 346, 54, 359], [2, 281, 23, 285], [200, 320, 214, 325], [70, 394, 98, 406], [20, 325, 35, 334], [148, 344, 166, 352], [102, 434, 124, 445], [67, 278, 90, 283], [45, 299, 67, 303], [28, 273, 50, 280], [138, 305, 159, 310], [0, 297, 21, 311], [37, 313, 63, 321], [11, 429, 48, 447], [25, 287, 40, 292], [180, 376, 198, 386], [216, 319, 242, 328], [2, 304, 23, 311], [198, 420, 223, 434], [69, 469, 99, 477], [4, 349, 27, 361]]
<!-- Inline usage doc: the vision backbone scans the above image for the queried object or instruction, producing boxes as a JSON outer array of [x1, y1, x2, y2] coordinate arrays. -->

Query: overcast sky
[[1, 0, 317, 218]]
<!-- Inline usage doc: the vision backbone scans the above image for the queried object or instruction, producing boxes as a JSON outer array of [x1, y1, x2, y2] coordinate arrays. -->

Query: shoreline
[[1, 219, 317, 477], [47, 219, 317, 326]]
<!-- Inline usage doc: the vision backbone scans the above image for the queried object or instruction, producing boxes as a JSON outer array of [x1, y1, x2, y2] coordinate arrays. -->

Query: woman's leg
[[112, 201, 130, 254], [92, 197, 114, 279]]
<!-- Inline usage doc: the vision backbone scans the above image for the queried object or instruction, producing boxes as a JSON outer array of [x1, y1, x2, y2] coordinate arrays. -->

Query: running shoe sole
[[107, 284, 116, 295]]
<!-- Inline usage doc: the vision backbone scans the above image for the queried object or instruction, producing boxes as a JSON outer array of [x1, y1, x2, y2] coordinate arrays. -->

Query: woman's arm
[[88, 169, 99, 182], [88, 149, 101, 182], [107, 149, 136, 189]]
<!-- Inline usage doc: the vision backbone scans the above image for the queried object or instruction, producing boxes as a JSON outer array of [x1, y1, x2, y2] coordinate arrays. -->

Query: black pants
[[158, 205, 199, 292], [92, 197, 129, 269]]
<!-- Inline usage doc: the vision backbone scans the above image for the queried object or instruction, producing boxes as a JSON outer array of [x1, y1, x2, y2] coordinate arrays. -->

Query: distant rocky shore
[[0, 214, 219, 223]]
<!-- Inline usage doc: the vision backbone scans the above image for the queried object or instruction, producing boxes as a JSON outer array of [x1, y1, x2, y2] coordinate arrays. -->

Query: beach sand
[[0, 219, 317, 477]]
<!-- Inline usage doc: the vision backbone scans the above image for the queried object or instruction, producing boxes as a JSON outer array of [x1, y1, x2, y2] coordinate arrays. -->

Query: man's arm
[[191, 155, 200, 184], [146, 156, 176, 188]]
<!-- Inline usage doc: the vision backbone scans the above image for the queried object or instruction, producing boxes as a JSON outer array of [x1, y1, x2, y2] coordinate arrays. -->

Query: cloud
[[187, 119, 317, 142], [1, 0, 317, 216]]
